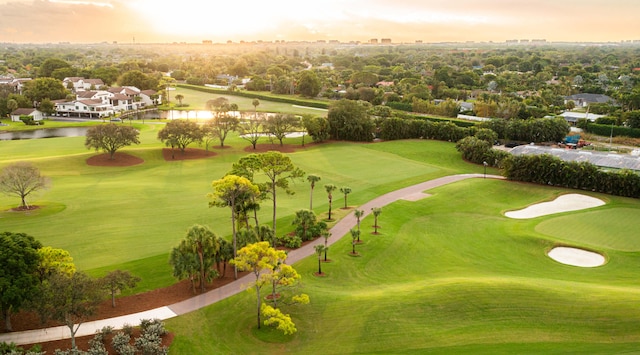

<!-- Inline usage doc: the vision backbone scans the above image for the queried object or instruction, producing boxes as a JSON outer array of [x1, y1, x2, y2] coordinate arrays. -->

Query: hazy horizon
[[1, 0, 639, 45]]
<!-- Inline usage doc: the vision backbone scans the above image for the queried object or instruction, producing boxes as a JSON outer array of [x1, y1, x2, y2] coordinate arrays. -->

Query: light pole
[[483, 161, 488, 179]]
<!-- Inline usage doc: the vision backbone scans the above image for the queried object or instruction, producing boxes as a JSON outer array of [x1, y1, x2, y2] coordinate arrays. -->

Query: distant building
[[564, 93, 616, 108], [202, 40, 212, 45], [369, 38, 378, 44], [381, 38, 392, 44], [10, 108, 44, 122]]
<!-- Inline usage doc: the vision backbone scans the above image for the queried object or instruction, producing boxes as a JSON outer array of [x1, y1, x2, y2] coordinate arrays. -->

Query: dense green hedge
[[583, 122, 640, 138], [455, 136, 510, 167], [378, 117, 473, 142], [177, 84, 329, 109], [503, 154, 640, 198]]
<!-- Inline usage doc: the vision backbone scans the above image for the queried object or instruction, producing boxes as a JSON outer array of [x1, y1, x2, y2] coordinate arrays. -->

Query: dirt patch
[[86, 152, 144, 167], [161, 147, 217, 161]]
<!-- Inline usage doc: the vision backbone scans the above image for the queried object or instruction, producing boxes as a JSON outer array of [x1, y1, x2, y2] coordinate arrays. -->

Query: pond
[[0, 127, 90, 140]]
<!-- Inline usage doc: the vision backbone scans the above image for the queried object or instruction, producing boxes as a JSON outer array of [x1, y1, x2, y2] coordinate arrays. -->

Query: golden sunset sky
[[1, 0, 639, 44]]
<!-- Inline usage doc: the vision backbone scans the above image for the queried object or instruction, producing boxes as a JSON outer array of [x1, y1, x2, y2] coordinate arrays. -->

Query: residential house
[[10, 108, 44, 122], [0, 78, 32, 94], [139, 89, 159, 107], [55, 99, 113, 118], [564, 93, 616, 108], [63, 77, 106, 92], [108, 87, 143, 111]]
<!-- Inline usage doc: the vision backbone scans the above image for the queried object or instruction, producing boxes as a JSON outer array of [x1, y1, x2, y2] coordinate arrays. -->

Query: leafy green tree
[[264, 113, 299, 146], [339, 186, 352, 208], [38, 58, 71, 78], [32, 271, 104, 350], [307, 174, 321, 210], [239, 115, 265, 150], [231, 242, 287, 329], [258, 151, 305, 236], [302, 115, 330, 143], [93, 66, 120, 85], [23, 77, 69, 102], [208, 115, 239, 147], [208, 175, 260, 279], [0, 232, 42, 332], [38, 98, 55, 116], [169, 225, 220, 293], [101, 270, 141, 308], [174, 94, 184, 106], [206, 97, 230, 117], [324, 184, 337, 221], [297, 70, 322, 97], [84, 123, 140, 160], [327, 99, 374, 142], [157, 119, 204, 156], [0, 162, 50, 209], [118, 70, 158, 90]]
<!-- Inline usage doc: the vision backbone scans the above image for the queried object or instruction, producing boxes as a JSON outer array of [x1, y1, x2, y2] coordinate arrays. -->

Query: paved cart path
[[1, 174, 503, 346]]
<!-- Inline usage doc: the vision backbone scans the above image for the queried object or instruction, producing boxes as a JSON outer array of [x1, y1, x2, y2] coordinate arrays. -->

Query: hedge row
[[503, 154, 640, 198], [582, 122, 640, 138]]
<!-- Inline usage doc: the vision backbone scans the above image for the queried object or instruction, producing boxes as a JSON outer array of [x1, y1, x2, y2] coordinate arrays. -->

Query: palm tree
[[292, 209, 317, 242], [371, 207, 382, 234], [322, 231, 331, 261], [324, 184, 337, 221], [252, 99, 260, 119], [340, 186, 352, 209], [307, 174, 321, 210], [314, 245, 326, 275], [350, 228, 360, 255], [354, 209, 364, 242]]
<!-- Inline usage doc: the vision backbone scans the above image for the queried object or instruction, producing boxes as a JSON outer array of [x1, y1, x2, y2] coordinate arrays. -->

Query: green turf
[[171, 86, 329, 115], [166, 179, 640, 353], [536, 207, 640, 251]]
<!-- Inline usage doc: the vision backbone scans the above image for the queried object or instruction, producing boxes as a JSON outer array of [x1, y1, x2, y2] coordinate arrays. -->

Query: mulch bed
[[86, 152, 144, 167], [12, 264, 246, 353]]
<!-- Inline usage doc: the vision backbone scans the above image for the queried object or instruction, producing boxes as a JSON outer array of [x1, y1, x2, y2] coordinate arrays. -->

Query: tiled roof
[[11, 108, 36, 115]]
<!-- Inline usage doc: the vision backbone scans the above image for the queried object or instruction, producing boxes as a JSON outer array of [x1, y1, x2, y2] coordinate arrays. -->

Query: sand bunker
[[548, 247, 606, 267], [505, 194, 605, 219]]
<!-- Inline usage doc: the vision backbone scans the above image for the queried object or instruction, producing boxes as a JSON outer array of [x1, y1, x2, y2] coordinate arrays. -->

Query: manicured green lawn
[[167, 179, 640, 354], [171, 86, 329, 115], [2, 120, 640, 353]]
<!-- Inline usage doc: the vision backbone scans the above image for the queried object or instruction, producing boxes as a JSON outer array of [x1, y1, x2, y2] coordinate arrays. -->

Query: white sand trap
[[548, 247, 606, 267], [505, 194, 605, 219]]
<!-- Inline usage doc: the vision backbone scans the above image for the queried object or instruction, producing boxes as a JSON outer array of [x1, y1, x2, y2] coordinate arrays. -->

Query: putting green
[[536, 208, 640, 251]]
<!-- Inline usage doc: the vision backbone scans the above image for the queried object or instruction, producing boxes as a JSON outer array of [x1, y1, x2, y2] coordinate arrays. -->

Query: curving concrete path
[[0, 174, 503, 346]]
